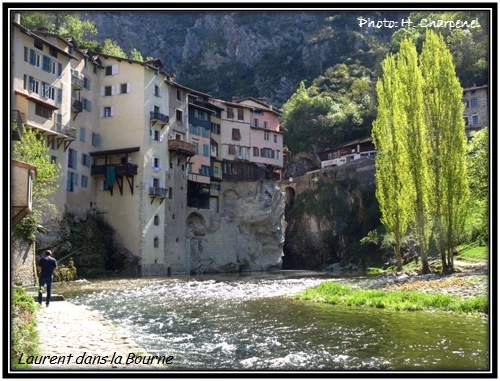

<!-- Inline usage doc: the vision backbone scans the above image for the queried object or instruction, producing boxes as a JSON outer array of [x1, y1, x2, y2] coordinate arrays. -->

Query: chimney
[[232, 96, 240, 103], [14, 12, 21, 24], [258, 97, 267, 104]]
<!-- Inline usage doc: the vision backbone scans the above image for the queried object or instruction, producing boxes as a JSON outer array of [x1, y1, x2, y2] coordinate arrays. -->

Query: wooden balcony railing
[[168, 139, 196, 156]]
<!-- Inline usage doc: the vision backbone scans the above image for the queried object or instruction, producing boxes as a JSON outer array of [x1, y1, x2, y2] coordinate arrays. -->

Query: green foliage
[[11, 287, 39, 369], [467, 128, 489, 205], [12, 127, 61, 242], [130, 48, 153, 62], [282, 61, 377, 155], [374, 30, 470, 274], [421, 30, 470, 273], [294, 281, 488, 315], [101, 38, 127, 58]]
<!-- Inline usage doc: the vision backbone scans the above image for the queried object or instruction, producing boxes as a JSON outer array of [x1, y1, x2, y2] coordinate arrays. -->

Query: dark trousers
[[38, 276, 53, 304]]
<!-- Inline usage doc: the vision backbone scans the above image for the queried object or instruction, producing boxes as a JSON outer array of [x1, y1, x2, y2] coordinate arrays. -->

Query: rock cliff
[[186, 180, 285, 274], [283, 158, 380, 270]]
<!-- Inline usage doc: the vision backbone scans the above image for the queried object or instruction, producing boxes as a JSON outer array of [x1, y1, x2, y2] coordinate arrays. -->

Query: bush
[[11, 286, 39, 369]]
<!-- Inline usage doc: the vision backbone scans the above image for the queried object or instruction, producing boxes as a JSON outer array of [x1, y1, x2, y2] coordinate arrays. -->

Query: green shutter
[[43, 56, 51, 72]]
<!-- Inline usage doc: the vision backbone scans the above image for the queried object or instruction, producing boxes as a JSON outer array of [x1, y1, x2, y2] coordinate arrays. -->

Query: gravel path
[[29, 301, 170, 371]]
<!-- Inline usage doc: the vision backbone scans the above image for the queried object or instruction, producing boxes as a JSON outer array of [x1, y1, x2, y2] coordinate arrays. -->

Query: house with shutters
[[462, 84, 489, 138], [10, 13, 284, 277]]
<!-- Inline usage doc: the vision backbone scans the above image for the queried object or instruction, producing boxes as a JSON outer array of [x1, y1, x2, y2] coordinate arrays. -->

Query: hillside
[[83, 10, 407, 107]]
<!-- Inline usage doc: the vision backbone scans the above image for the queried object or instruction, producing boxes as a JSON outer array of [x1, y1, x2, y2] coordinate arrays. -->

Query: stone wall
[[11, 237, 37, 286]]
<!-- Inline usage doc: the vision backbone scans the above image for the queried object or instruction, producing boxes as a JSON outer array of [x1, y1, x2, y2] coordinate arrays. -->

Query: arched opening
[[186, 212, 206, 236]]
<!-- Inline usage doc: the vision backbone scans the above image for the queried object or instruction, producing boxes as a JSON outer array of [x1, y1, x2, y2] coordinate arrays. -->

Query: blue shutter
[[58, 63, 62, 76], [29, 49, 36, 65], [24, 47, 28, 62], [57, 88, 62, 104], [80, 127, 85, 142], [87, 100, 92, 112], [74, 173, 78, 186], [67, 172, 72, 191], [73, 149, 78, 169], [43, 56, 51, 72]]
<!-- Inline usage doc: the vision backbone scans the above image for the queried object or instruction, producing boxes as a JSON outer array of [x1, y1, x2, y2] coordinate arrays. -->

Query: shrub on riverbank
[[294, 282, 488, 315], [11, 286, 39, 369]]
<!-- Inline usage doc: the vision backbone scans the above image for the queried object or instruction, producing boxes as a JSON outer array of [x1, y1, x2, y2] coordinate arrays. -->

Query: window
[[153, 84, 160, 96], [93, 63, 98, 74], [152, 157, 161, 171], [103, 107, 112, 117], [253, 118, 259, 127], [201, 128, 209, 138], [264, 132, 270, 141], [274, 134, 278, 143], [154, 215, 160, 225], [253, 147, 260, 157], [472, 115, 479, 125], [105, 64, 119, 75], [68, 149, 77, 169], [193, 141, 199, 155], [200, 165, 211, 177], [42, 82, 55, 100], [151, 129, 161, 141], [34, 39, 43, 50], [82, 175, 89, 188], [153, 237, 159, 248], [463, 117, 469, 126], [276, 150, 281, 160], [29, 77, 40, 94], [195, 109, 208, 121], [471, 98, 478, 108], [227, 108, 234, 119], [176, 109, 183, 122], [50, 156, 57, 164], [92, 133, 101, 147], [232, 128, 241, 140], [211, 123, 220, 134], [67, 172, 75, 192], [83, 98, 92, 112], [261, 148, 274, 159], [463, 100, 469, 108], [81, 153, 90, 166], [83, 77, 91, 90], [104, 86, 112, 96], [177, 89, 182, 101], [237, 109, 244, 121], [203, 144, 209, 157], [80, 127, 86, 142], [35, 104, 52, 119]]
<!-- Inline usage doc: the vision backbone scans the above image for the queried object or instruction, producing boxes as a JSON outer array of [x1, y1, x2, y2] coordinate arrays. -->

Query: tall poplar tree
[[372, 54, 412, 271], [420, 30, 469, 273], [397, 38, 431, 274]]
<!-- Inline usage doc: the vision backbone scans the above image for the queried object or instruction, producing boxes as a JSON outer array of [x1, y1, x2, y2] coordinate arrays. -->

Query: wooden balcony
[[168, 139, 196, 157], [90, 163, 138, 177]]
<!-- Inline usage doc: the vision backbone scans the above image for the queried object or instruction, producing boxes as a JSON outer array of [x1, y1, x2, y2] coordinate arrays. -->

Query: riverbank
[[296, 256, 489, 316], [27, 301, 168, 371]]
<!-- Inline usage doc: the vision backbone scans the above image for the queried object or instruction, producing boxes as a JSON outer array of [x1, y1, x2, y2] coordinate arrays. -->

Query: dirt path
[[28, 301, 170, 371]]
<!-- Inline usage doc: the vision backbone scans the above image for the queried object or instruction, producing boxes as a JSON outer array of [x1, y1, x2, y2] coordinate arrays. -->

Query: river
[[58, 271, 489, 371]]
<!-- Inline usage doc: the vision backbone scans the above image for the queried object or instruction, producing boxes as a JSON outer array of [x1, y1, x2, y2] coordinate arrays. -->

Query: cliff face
[[84, 10, 402, 106], [186, 180, 285, 274], [283, 159, 379, 270]]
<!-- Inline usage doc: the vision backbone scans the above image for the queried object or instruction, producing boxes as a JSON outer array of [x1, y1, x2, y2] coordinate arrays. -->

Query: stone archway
[[284, 186, 296, 208], [186, 212, 206, 236]]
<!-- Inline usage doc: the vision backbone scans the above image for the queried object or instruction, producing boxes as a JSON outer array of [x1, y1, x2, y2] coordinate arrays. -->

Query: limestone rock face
[[186, 180, 285, 274]]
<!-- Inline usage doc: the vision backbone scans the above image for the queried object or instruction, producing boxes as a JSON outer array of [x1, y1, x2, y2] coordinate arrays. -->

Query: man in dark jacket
[[37, 250, 58, 307]]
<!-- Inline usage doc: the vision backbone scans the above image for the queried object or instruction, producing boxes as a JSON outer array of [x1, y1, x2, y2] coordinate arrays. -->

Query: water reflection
[[61, 271, 488, 370]]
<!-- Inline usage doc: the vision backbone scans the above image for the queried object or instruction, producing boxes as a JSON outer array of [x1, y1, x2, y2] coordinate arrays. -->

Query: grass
[[457, 242, 488, 260], [11, 286, 39, 369], [294, 281, 488, 315]]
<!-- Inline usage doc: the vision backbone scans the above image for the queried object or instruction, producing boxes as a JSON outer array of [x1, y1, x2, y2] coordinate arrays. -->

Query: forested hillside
[[18, 9, 489, 155]]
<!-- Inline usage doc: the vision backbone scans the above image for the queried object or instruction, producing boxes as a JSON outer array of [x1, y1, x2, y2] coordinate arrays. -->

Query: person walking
[[37, 250, 58, 307]]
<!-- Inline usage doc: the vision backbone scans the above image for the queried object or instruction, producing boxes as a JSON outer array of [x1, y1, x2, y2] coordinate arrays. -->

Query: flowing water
[[59, 271, 489, 371]]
